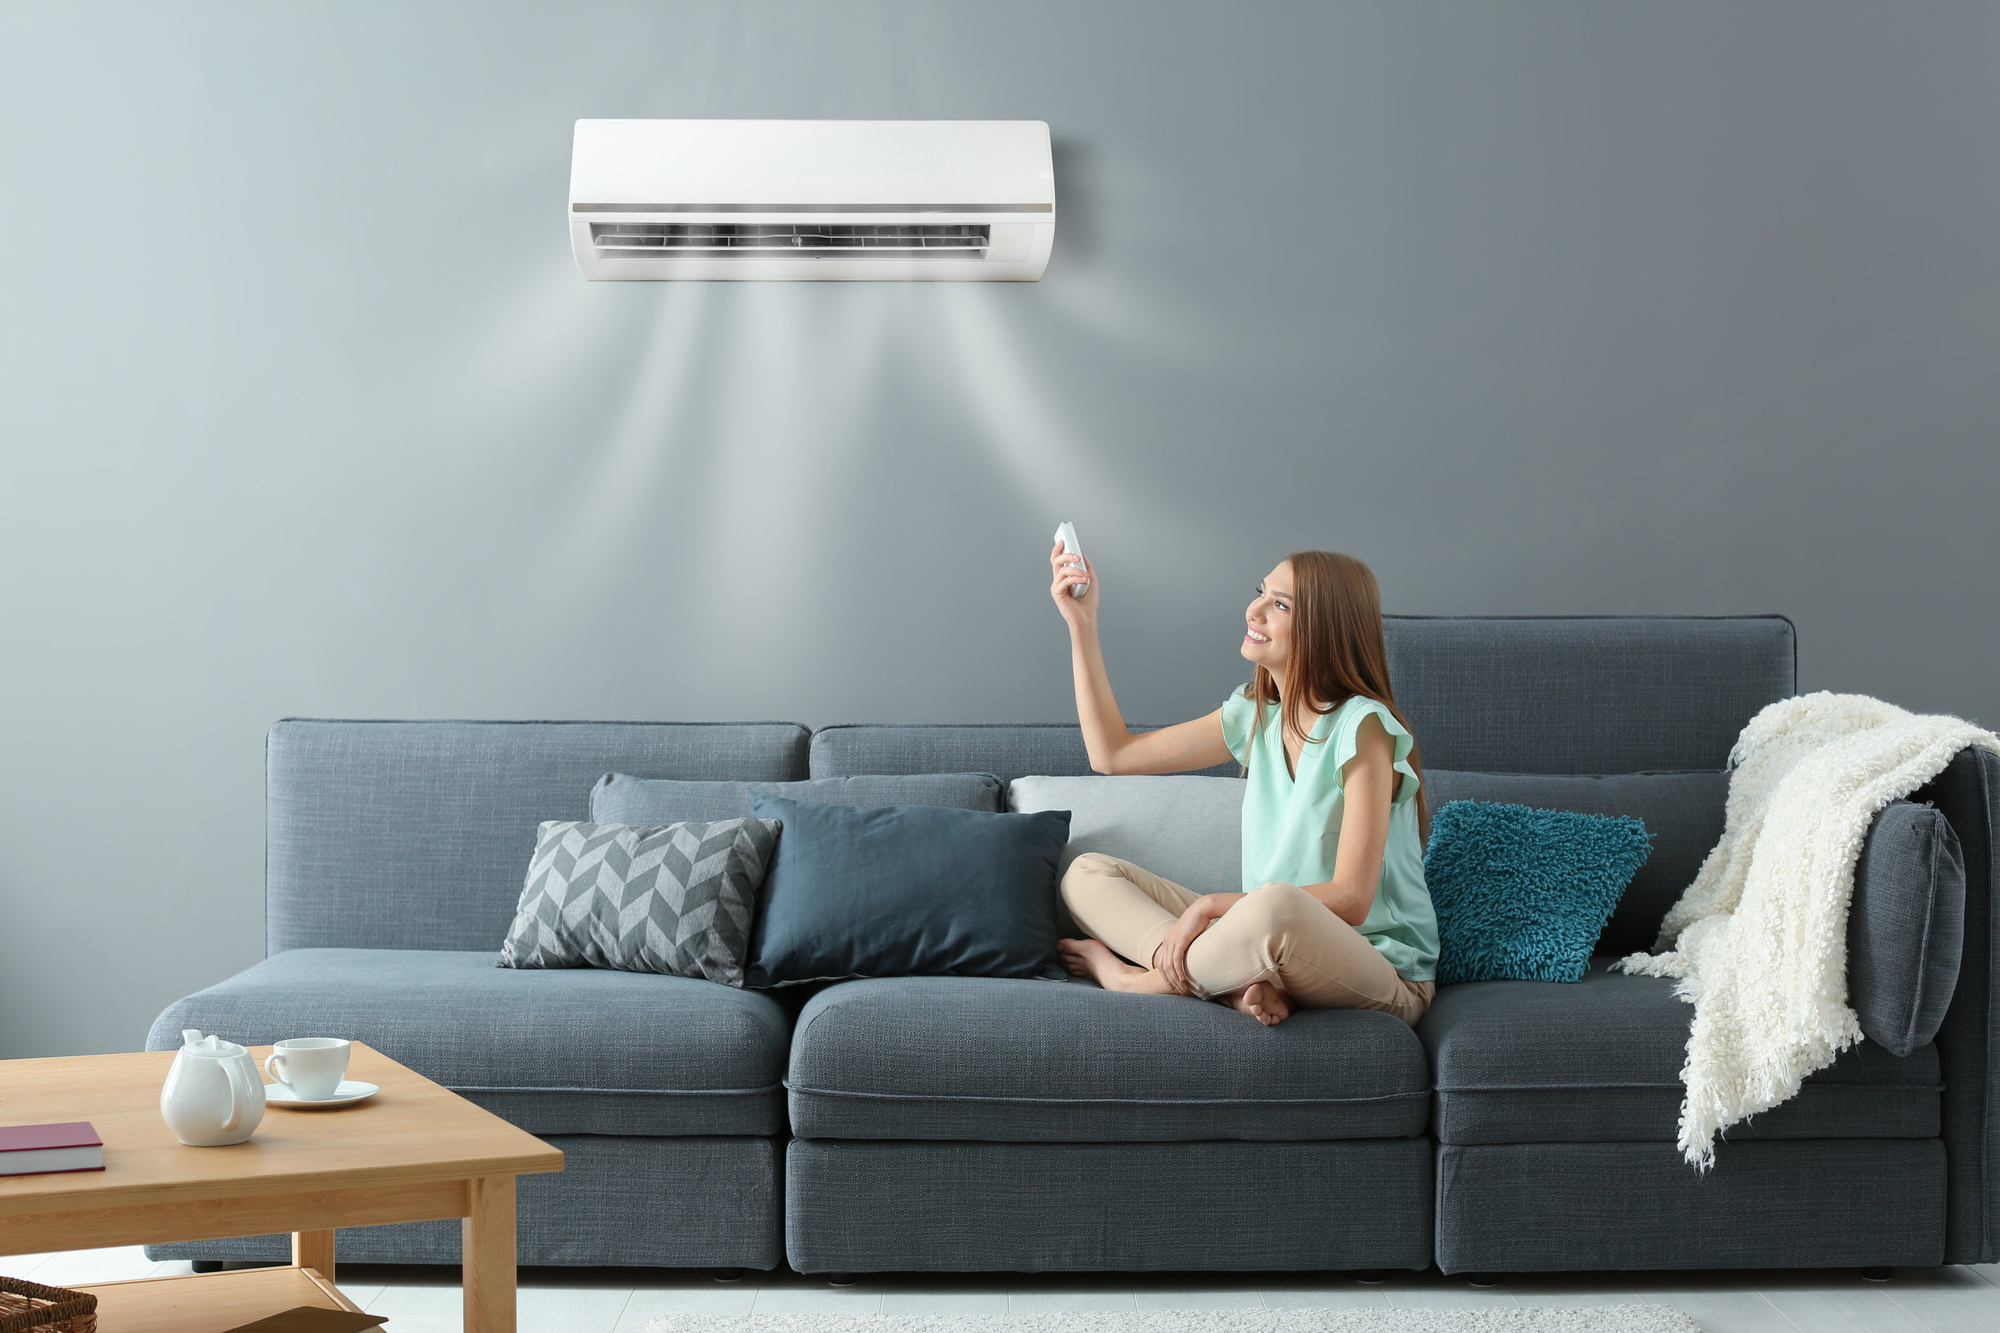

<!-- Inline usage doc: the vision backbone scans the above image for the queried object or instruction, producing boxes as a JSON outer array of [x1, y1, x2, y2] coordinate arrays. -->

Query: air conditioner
[[569, 119, 1054, 282]]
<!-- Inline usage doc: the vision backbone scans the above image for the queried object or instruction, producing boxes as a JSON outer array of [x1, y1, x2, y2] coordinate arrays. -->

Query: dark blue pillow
[[743, 793, 1071, 988], [1425, 799, 1653, 985]]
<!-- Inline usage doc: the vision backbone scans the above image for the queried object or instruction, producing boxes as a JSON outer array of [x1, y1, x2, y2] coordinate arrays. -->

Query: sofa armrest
[[1919, 746, 2000, 1264]]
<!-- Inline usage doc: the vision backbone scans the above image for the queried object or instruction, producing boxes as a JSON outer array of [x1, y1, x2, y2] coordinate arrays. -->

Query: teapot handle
[[219, 1052, 255, 1134]]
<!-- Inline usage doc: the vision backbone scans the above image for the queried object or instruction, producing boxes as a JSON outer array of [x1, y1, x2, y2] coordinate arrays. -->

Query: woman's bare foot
[[1057, 938, 1175, 994], [1228, 980, 1293, 1026]]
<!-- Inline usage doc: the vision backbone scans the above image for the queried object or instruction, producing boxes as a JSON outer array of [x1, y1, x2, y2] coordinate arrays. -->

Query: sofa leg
[[1353, 1270, 1386, 1284], [191, 1261, 225, 1274], [712, 1268, 744, 1283], [826, 1273, 859, 1287], [1465, 1272, 1501, 1288], [1860, 1267, 1893, 1283]]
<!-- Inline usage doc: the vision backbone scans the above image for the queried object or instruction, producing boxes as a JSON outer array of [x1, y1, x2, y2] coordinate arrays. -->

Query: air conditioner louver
[[590, 222, 991, 258]]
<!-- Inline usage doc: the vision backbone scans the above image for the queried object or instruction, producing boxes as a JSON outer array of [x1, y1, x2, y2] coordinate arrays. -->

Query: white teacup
[[264, 1038, 351, 1101]]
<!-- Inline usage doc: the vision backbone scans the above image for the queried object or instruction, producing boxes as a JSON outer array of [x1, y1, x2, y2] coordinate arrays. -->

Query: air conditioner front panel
[[570, 119, 1053, 210], [569, 120, 1054, 281]]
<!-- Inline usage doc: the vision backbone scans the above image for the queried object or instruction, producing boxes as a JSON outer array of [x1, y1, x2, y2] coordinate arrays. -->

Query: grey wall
[[2, 2, 1995, 1058]]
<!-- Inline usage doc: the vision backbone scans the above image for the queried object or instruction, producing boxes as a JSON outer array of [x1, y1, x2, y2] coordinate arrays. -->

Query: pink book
[[0, 1122, 104, 1176]]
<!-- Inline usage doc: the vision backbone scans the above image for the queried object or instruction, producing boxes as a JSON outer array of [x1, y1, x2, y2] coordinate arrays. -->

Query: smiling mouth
[[1244, 629, 1270, 644]]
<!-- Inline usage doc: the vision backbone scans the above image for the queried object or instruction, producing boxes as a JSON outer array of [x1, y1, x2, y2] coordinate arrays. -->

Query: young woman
[[1049, 545, 1438, 1027]]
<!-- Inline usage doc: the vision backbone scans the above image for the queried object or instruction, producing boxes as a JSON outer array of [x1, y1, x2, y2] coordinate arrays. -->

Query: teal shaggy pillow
[[1425, 799, 1653, 985]]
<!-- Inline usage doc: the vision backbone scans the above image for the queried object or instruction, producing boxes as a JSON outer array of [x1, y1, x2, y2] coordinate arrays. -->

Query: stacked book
[[0, 1122, 103, 1176]]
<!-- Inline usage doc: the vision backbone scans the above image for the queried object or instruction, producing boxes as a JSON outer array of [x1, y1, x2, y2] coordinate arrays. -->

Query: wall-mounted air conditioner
[[569, 119, 1054, 282]]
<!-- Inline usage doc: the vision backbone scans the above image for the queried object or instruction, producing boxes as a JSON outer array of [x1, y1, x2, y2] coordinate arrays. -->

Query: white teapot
[[161, 1029, 266, 1146]]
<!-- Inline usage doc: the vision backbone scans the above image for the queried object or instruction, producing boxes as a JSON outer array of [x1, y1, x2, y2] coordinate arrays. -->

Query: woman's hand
[[1153, 895, 1227, 994], [1049, 540, 1097, 632]]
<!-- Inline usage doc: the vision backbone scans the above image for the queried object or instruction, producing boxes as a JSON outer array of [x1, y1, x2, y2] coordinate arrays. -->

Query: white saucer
[[264, 1080, 379, 1109]]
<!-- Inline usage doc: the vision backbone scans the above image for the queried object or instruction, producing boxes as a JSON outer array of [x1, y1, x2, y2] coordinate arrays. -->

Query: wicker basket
[[0, 1277, 96, 1333]]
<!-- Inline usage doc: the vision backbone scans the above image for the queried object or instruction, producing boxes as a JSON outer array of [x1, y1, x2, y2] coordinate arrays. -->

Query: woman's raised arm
[[1049, 540, 1234, 775]]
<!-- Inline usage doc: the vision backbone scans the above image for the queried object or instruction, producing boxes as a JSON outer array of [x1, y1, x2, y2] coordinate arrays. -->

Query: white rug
[[645, 1309, 1700, 1333]]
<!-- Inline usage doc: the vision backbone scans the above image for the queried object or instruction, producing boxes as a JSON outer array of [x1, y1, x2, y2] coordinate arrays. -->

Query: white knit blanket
[[1618, 691, 1999, 1167]]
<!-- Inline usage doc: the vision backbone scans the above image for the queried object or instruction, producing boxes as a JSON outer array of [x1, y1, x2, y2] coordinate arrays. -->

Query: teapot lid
[[180, 1029, 246, 1057]]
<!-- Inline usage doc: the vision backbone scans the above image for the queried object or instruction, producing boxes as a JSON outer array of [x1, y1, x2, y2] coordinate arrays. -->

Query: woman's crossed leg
[[1057, 852, 1431, 1026]]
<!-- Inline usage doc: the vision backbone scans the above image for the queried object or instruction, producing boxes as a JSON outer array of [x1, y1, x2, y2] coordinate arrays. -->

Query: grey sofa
[[147, 615, 2000, 1277]]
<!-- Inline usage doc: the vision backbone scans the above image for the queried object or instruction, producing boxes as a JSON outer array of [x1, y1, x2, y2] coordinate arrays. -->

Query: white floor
[[9, 1246, 2000, 1333]]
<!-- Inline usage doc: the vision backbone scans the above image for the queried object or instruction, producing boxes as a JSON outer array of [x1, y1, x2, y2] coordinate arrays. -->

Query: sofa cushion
[[787, 976, 1430, 1142], [146, 948, 789, 1136], [1419, 959, 1942, 1145], [1851, 799, 1966, 1057], [591, 772, 1005, 823], [1007, 774, 1245, 896], [1425, 770, 1727, 957]]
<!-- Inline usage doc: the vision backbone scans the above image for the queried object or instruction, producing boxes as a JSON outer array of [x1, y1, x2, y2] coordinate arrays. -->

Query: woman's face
[[1241, 561, 1295, 675]]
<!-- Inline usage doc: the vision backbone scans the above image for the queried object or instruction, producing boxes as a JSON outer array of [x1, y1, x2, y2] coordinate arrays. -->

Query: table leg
[[293, 1228, 336, 1285], [462, 1174, 516, 1333]]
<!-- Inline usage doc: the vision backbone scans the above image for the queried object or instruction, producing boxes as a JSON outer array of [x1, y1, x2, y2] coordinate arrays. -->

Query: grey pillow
[[1006, 774, 1245, 895], [1850, 800, 1966, 1056], [496, 818, 780, 987], [592, 772, 1004, 823]]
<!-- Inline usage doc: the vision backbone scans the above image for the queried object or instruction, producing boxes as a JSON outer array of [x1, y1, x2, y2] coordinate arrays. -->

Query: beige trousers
[[1061, 853, 1435, 1026]]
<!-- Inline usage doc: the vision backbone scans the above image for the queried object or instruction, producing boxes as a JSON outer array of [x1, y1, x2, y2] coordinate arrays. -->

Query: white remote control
[[1054, 522, 1088, 598]]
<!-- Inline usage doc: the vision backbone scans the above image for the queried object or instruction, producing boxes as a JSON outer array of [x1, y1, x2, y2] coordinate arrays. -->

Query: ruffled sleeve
[[1219, 684, 1258, 766], [1333, 698, 1420, 807]]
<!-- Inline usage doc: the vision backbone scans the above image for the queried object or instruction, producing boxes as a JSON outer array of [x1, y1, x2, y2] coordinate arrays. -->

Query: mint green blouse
[[1219, 686, 1439, 982]]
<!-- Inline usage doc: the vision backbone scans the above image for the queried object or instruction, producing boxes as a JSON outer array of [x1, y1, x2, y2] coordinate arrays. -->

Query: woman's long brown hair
[[1246, 550, 1429, 838]]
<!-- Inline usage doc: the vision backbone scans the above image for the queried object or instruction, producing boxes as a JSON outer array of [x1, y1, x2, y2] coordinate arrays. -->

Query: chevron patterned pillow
[[497, 818, 781, 986]]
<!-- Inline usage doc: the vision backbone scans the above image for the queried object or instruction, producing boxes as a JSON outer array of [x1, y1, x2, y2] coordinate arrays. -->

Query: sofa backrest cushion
[[1424, 770, 1729, 957], [592, 772, 1005, 823], [1851, 799, 1966, 1057], [263, 620, 1793, 957], [811, 723, 1237, 782], [267, 720, 810, 953], [811, 617, 1793, 783], [1385, 615, 1793, 773]]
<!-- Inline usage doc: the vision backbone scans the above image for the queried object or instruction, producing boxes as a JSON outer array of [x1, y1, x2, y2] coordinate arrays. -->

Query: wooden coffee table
[[0, 1043, 562, 1333]]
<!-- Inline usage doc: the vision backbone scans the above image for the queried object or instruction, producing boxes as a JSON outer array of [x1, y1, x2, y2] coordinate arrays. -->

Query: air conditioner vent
[[590, 222, 991, 258]]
